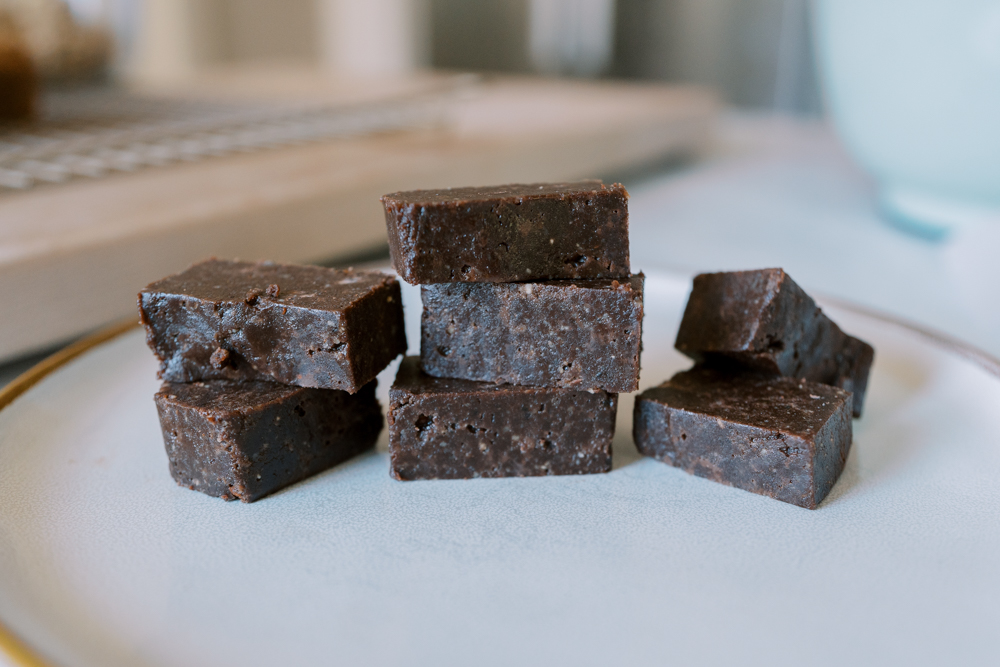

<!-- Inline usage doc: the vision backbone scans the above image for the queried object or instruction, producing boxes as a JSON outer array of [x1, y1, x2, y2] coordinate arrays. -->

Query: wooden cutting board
[[0, 71, 716, 361]]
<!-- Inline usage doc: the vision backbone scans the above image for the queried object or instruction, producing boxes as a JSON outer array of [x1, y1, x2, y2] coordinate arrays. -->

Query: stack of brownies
[[633, 268, 875, 509], [139, 259, 407, 502], [380, 181, 644, 480]]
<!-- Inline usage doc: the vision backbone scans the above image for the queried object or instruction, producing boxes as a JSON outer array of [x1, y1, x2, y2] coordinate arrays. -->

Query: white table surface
[[627, 113, 1000, 361]]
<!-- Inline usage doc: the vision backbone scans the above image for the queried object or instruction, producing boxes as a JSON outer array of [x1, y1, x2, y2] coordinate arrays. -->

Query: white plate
[[1, 271, 999, 667]]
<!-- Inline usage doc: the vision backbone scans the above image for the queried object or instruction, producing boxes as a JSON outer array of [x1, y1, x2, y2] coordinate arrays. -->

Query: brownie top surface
[[426, 273, 643, 294], [392, 357, 582, 398], [141, 259, 394, 311], [381, 180, 626, 206], [676, 268, 792, 348], [690, 267, 789, 314], [530, 273, 643, 292], [642, 366, 849, 436], [156, 379, 302, 413]]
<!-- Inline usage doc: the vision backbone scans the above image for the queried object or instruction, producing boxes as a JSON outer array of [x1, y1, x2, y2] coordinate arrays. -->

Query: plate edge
[[0, 319, 140, 413], [817, 295, 1000, 380], [0, 317, 138, 667], [0, 628, 54, 667]]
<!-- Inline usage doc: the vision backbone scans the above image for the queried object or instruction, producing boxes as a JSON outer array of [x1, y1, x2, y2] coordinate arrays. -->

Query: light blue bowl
[[814, 0, 1000, 237]]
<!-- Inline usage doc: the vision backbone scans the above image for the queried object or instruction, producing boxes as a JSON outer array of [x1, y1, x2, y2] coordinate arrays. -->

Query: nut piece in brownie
[[388, 357, 615, 480], [420, 274, 644, 393], [633, 366, 853, 509], [381, 181, 629, 284], [139, 259, 406, 392], [155, 379, 383, 502], [674, 268, 874, 417]]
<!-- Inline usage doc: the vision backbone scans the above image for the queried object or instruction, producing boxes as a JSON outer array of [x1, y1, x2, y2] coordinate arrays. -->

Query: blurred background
[[1, 0, 998, 379], [1, 0, 821, 110]]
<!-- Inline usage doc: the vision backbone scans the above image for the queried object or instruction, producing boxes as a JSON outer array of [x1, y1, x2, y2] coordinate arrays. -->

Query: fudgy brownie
[[633, 366, 853, 509], [381, 181, 629, 284], [388, 357, 616, 480], [420, 274, 644, 392], [674, 268, 874, 417], [155, 379, 383, 502], [139, 259, 406, 392]]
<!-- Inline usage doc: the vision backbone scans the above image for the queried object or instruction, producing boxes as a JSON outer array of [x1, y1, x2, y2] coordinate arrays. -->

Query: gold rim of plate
[[0, 302, 998, 667], [0, 317, 138, 667]]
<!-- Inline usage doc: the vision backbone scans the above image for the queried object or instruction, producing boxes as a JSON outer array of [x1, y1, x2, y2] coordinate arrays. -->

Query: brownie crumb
[[265, 284, 280, 298], [210, 347, 231, 369]]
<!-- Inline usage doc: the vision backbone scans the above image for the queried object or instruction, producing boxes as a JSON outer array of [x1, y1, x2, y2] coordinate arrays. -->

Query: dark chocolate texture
[[155, 379, 383, 502], [382, 181, 629, 284], [420, 274, 643, 392], [388, 357, 615, 480], [674, 268, 874, 417], [139, 259, 406, 392], [633, 366, 853, 509]]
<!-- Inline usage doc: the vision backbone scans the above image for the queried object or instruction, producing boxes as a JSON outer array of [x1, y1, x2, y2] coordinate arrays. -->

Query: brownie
[[420, 274, 644, 393], [633, 366, 853, 509], [154, 379, 383, 502], [674, 268, 874, 417], [388, 357, 616, 480], [381, 181, 630, 284], [139, 259, 406, 392]]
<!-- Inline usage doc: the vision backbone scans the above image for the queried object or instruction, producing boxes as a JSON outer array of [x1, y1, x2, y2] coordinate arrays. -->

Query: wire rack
[[0, 86, 455, 192]]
